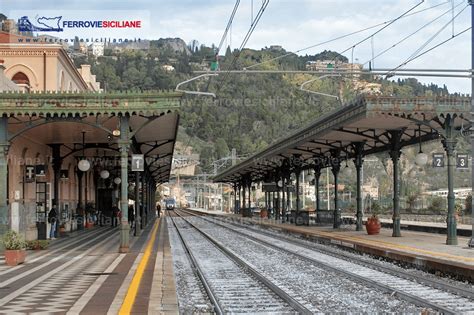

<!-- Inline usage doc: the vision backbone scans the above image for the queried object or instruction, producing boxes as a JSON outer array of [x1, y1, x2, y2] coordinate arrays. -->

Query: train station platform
[[188, 208, 474, 281], [0, 215, 179, 314]]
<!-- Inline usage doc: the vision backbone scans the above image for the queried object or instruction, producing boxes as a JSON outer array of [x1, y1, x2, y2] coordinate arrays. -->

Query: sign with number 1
[[131, 154, 144, 172]]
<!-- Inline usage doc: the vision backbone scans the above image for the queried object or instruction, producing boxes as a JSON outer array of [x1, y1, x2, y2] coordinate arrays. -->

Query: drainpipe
[[43, 51, 47, 92]]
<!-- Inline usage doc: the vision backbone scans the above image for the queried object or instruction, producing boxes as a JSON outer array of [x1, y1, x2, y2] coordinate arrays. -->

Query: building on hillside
[[162, 64, 175, 72], [89, 42, 105, 57], [354, 81, 382, 95]]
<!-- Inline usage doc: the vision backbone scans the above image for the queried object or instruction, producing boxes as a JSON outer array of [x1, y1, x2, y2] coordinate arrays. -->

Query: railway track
[[168, 210, 311, 314], [181, 209, 474, 314]]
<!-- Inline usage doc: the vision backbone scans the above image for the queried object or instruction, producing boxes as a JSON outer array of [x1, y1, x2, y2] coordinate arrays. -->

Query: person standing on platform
[[48, 205, 58, 240], [128, 205, 135, 229], [111, 205, 119, 227], [156, 202, 161, 218]]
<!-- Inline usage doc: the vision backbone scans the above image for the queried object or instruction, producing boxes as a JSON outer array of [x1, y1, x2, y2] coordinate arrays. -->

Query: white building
[[89, 42, 105, 57]]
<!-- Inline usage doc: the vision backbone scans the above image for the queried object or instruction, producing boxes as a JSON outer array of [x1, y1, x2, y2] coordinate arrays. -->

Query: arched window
[[11, 72, 30, 91]]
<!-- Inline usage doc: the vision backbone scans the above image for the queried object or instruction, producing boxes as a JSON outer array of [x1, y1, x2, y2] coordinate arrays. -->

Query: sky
[[1, 0, 472, 93]]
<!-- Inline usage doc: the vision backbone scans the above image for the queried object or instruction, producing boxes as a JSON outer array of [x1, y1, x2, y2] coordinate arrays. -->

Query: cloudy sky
[[1, 0, 471, 93]]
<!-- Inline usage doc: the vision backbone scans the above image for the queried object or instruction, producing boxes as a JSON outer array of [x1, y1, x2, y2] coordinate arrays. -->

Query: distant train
[[165, 198, 176, 210]]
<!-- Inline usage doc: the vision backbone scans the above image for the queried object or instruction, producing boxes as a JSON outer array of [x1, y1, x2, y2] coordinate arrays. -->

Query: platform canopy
[[1, 90, 182, 183], [214, 96, 470, 183]]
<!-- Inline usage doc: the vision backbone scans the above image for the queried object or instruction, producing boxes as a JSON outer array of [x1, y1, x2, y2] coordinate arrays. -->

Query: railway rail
[[168, 210, 311, 314], [180, 209, 474, 314]]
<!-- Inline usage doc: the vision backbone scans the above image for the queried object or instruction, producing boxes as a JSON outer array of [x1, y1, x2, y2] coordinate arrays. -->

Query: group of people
[[47, 201, 164, 239]]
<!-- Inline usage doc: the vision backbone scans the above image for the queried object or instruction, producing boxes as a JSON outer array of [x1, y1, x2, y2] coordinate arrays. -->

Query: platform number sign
[[456, 154, 469, 169], [131, 154, 144, 172], [432, 153, 444, 168], [25, 165, 35, 182]]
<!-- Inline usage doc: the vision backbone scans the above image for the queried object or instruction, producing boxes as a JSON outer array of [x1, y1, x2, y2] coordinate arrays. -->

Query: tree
[[215, 138, 230, 159]]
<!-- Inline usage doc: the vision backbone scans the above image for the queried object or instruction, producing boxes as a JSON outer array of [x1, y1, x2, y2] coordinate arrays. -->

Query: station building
[[0, 37, 180, 253]]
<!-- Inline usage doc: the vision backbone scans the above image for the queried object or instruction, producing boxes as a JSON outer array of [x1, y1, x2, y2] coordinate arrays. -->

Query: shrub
[[428, 196, 444, 213], [465, 194, 472, 215], [2, 230, 26, 250]]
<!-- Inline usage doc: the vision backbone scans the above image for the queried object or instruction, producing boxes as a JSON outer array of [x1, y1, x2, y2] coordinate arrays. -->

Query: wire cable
[[363, 0, 464, 66], [386, 4, 469, 76], [217, 0, 240, 55], [331, 0, 426, 65], [245, 1, 450, 70], [217, 0, 270, 91], [385, 26, 471, 77], [406, 4, 468, 60]]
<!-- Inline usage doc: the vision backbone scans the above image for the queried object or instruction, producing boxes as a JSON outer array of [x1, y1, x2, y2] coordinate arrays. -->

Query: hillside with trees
[[71, 40, 470, 199]]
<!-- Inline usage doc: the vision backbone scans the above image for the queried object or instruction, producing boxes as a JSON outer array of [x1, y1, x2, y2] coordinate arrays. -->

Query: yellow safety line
[[119, 219, 160, 315]]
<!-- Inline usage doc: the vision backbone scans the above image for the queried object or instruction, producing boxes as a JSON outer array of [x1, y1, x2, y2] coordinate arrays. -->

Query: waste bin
[[333, 208, 341, 228], [296, 211, 310, 226], [289, 210, 296, 223], [36, 222, 47, 240], [242, 208, 253, 218]]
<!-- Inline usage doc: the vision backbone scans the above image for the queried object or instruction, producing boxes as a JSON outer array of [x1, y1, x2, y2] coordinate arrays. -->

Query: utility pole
[[469, 0, 474, 247]]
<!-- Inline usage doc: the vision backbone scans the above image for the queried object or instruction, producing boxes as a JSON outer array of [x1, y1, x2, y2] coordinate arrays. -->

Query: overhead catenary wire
[[363, 0, 464, 66], [405, 4, 468, 62], [217, 0, 270, 91], [330, 0, 426, 65], [217, 0, 241, 55], [385, 26, 472, 78], [385, 4, 469, 77], [245, 1, 451, 70], [195, 69, 473, 79]]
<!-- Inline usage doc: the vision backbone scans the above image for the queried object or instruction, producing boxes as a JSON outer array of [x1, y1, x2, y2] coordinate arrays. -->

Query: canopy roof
[[1, 90, 183, 183], [214, 96, 470, 183]]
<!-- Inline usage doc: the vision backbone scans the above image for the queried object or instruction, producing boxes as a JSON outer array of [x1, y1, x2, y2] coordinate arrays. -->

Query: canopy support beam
[[353, 142, 365, 231], [443, 115, 458, 245], [119, 115, 131, 253], [0, 117, 9, 249], [389, 130, 403, 237]]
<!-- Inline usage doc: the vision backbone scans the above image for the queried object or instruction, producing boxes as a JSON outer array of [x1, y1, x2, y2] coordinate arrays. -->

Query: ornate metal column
[[286, 173, 291, 217], [331, 152, 342, 228], [314, 165, 322, 224], [76, 166, 84, 230], [353, 142, 365, 231], [274, 175, 280, 219], [134, 171, 141, 236], [247, 179, 252, 208], [281, 175, 286, 222], [389, 130, 403, 237], [118, 115, 130, 253], [295, 168, 301, 214], [443, 115, 458, 245], [0, 117, 9, 247], [241, 180, 246, 209], [50, 144, 62, 208], [141, 173, 146, 226], [233, 183, 238, 213]]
